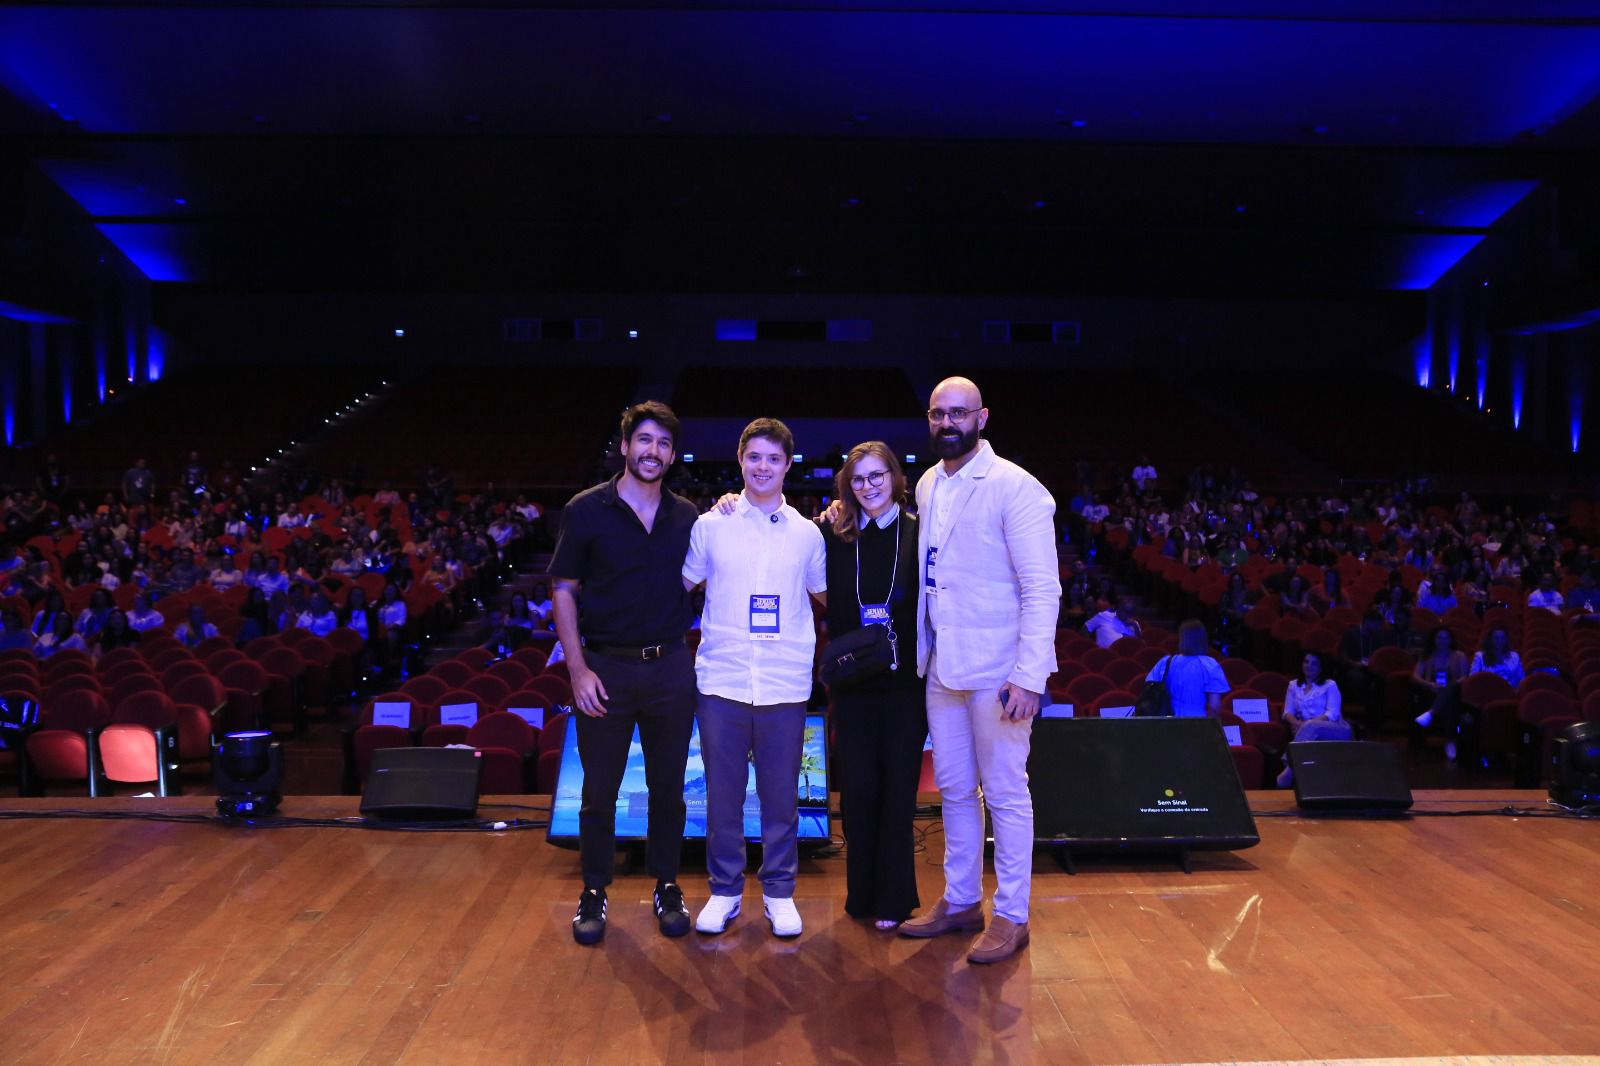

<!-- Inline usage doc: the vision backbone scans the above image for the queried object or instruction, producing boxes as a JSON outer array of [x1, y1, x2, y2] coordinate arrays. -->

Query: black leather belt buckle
[[641, 644, 664, 661]]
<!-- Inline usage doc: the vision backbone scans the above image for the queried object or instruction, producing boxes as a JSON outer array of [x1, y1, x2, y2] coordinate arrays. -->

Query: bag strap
[[1159, 653, 1178, 682]]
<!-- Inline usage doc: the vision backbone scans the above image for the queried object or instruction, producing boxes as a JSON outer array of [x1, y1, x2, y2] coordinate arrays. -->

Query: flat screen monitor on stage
[[547, 714, 831, 845], [1028, 717, 1260, 852]]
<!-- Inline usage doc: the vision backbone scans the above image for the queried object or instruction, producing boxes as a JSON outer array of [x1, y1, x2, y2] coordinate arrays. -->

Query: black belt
[[586, 639, 684, 662]]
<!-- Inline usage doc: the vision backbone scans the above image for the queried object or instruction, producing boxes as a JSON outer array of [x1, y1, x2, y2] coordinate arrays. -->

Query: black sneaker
[[573, 889, 606, 946], [654, 882, 691, 938]]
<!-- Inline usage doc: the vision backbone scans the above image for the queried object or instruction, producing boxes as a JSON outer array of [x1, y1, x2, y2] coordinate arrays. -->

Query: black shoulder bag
[[1134, 654, 1176, 717]]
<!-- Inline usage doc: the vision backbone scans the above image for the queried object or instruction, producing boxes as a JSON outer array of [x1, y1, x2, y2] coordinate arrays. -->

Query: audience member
[[96, 610, 140, 655], [1277, 650, 1351, 786], [1279, 573, 1314, 618], [376, 582, 407, 668], [341, 585, 376, 643], [126, 593, 165, 633], [505, 591, 541, 636], [527, 581, 555, 626], [1468, 625, 1524, 688], [258, 556, 291, 596], [121, 458, 155, 510], [175, 605, 220, 649], [1085, 597, 1142, 648], [75, 588, 114, 638], [235, 588, 274, 646], [1416, 567, 1458, 614], [0, 608, 32, 650], [210, 554, 246, 591], [1493, 544, 1527, 581], [1310, 569, 1349, 614], [36, 612, 88, 657], [476, 609, 520, 655], [1413, 626, 1471, 762], [1527, 571, 1565, 615], [30, 592, 68, 639], [296, 592, 339, 637], [1131, 457, 1157, 492], [1145, 619, 1228, 718]]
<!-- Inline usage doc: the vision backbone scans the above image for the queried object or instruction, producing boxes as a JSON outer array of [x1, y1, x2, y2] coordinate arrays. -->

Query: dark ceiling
[[3, 1, 1600, 294]]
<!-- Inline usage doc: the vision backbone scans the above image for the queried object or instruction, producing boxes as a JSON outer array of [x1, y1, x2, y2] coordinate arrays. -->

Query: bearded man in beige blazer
[[899, 376, 1060, 964]]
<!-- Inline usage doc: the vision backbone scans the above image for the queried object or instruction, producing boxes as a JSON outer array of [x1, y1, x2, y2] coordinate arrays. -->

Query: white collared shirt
[[930, 460, 976, 547], [683, 493, 827, 706], [859, 503, 901, 530]]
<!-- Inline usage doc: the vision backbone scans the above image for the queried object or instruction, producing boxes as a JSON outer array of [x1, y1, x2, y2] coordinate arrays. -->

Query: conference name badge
[[860, 603, 891, 628], [924, 546, 938, 592], [750, 594, 780, 640]]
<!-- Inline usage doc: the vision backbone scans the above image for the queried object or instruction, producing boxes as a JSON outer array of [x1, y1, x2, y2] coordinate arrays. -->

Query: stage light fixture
[[214, 731, 283, 818], [1549, 721, 1600, 810]]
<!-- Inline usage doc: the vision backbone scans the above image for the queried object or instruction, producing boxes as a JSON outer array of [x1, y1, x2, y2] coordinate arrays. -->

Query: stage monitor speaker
[[1027, 718, 1259, 852], [361, 746, 482, 820], [1288, 741, 1413, 812]]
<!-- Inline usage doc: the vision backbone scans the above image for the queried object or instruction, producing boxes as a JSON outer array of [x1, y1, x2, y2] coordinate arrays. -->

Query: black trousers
[[833, 680, 927, 922], [575, 644, 696, 890]]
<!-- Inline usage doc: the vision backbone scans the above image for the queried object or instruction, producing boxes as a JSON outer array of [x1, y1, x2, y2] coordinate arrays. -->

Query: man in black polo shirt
[[551, 400, 701, 946]]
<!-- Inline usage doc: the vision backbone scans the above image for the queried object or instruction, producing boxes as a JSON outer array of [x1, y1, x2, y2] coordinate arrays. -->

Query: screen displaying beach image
[[549, 715, 830, 841]]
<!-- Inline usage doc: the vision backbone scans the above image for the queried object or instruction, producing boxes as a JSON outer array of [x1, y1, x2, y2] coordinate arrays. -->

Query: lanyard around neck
[[855, 515, 901, 613]]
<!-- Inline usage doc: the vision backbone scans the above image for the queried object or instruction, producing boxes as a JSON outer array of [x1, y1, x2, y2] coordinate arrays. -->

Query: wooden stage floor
[[1, 792, 1598, 1066]]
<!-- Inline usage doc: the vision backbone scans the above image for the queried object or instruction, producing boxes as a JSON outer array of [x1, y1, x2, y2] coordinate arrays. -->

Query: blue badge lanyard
[[856, 516, 902, 669]]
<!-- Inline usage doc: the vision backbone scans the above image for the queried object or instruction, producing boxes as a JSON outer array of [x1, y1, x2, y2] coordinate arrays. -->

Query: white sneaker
[[763, 895, 802, 938], [1415, 710, 1433, 728], [695, 894, 741, 935]]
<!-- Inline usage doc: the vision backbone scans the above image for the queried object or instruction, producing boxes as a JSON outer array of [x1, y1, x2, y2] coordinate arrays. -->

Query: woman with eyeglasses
[[822, 442, 925, 931]]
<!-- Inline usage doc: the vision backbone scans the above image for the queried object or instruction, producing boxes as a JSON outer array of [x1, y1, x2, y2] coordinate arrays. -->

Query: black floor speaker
[[1027, 718, 1259, 852], [361, 747, 482, 820], [1288, 741, 1413, 812]]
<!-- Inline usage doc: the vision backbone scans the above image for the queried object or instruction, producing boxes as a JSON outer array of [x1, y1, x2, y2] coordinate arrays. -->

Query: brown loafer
[[898, 898, 985, 938], [967, 915, 1029, 964]]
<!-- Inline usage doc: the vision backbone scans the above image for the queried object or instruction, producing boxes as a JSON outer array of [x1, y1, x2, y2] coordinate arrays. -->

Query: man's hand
[[818, 498, 844, 525], [714, 493, 740, 515], [571, 663, 610, 717], [999, 682, 1041, 722]]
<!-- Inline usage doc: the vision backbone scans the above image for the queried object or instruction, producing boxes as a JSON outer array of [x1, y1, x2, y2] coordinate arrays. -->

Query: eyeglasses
[[927, 407, 977, 424], [848, 470, 889, 490]]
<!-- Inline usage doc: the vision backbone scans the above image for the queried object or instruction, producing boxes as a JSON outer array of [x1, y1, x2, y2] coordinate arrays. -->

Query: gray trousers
[[696, 691, 806, 899]]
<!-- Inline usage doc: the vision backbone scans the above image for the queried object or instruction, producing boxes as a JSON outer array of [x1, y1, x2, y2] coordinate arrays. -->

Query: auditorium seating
[[335, 647, 575, 793]]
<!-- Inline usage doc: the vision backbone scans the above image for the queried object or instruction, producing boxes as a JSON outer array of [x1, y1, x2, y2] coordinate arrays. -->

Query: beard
[[625, 451, 667, 483], [930, 424, 980, 460]]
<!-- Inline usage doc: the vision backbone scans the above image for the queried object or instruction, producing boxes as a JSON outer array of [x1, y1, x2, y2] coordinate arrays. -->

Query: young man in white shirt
[[682, 418, 827, 939]]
